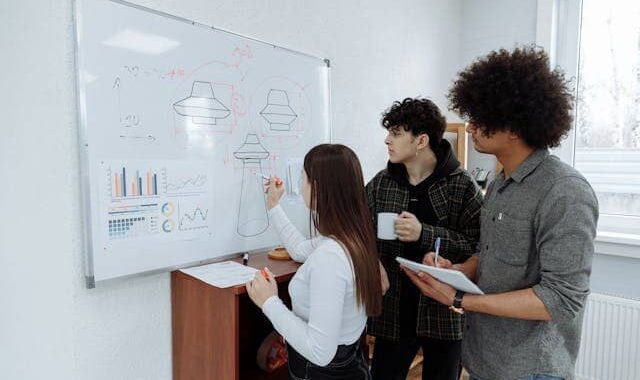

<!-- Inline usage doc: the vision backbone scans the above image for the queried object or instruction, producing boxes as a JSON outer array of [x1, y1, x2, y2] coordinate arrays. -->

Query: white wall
[[1, 1, 79, 378], [0, 1, 462, 379], [590, 254, 640, 299], [459, 0, 538, 181]]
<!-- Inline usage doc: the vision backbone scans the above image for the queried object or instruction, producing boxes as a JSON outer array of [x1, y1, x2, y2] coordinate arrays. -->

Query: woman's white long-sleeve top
[[261, 205, 367, 366]]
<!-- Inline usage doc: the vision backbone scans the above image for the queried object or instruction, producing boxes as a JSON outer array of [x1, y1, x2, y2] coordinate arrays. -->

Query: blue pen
[[434, 237, 441, 267]]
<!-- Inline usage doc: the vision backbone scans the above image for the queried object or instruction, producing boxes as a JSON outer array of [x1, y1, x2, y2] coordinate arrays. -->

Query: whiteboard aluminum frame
[[109, 0, 330, 64], [73, 0, 332, 288]]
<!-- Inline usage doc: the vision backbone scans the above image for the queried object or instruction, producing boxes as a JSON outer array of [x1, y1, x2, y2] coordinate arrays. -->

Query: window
[[544, 0, 640, 251]]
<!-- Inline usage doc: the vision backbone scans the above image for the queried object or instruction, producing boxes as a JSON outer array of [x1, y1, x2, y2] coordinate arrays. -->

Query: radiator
[[576, 293, 640, 380]]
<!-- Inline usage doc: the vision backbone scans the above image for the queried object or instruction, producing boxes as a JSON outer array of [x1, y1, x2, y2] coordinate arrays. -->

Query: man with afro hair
[[403, 46, 599, 380]]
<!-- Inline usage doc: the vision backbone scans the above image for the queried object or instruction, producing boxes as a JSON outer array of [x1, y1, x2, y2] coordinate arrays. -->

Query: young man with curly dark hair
[[403, 46, 599, 380], [366, 97, 483, 380]]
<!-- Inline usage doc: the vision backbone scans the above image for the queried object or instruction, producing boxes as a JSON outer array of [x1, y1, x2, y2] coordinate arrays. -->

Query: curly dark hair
[[381, 97, 446, 152], [447, 45, 573, 149]]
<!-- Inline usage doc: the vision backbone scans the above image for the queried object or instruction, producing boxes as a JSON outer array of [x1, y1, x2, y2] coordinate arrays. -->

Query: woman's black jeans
[[286, 341, 371, 380]]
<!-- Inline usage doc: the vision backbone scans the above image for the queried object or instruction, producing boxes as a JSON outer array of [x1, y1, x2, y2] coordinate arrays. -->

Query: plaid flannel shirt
[[366, 166, 483, 341]]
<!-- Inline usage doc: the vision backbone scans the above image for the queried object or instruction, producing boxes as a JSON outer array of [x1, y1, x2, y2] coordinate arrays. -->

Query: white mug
[[377, 212, 399, 240]]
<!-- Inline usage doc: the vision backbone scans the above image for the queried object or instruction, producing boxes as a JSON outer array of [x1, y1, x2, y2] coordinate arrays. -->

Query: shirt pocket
[[492, 211, 533, 266]]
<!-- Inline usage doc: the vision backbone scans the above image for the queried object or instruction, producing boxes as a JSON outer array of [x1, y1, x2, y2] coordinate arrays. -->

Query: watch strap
[[452, 290, 466, 309]]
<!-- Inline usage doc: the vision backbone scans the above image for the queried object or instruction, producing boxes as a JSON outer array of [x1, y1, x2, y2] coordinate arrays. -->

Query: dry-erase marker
[[434, 237, 441, 267], [260, 268, 269, 280], [242, 252, 249, 266], [255, 172, 283, 186]]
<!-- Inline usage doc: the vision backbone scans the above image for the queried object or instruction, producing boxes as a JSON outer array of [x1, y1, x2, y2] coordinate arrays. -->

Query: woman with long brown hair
[[246, 144, 382, 380]]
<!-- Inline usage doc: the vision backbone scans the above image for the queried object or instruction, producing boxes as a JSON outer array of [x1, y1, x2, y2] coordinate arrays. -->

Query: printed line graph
[[178, 205, 209, 231], [166, 174, 208, 196]]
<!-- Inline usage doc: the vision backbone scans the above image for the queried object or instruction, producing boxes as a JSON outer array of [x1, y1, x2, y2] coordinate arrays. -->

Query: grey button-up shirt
[[462, 150, 599, 380]]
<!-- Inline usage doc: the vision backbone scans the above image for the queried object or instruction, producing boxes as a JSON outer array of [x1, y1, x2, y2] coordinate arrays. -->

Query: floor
[[365, 337, 469, 380], [399, 349, 470, 380]]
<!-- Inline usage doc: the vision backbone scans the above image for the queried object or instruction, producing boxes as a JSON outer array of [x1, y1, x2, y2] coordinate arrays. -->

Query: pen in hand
[[434, 237, 441, 268]]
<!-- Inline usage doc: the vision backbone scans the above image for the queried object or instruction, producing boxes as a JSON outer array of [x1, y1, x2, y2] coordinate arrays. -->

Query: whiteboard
[[74, 0, 330, 286]]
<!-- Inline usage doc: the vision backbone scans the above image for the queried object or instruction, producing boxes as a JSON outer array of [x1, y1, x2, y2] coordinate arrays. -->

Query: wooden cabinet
[[172, 252, 300, 380]]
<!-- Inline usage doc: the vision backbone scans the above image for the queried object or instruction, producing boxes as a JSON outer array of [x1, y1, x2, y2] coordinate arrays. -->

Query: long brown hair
[[304, 144, 382, 316]]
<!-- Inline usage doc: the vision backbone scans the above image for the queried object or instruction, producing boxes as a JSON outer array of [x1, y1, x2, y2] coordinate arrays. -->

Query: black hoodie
[[387, 139, 460, 337]]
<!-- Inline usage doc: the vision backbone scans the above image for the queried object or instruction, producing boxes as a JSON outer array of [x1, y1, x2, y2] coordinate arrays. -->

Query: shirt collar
[[508, 149, 549, 183]]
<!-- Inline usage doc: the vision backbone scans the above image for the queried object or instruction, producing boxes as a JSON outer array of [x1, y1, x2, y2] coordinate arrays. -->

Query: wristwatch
[[449, 290, 466, 314]]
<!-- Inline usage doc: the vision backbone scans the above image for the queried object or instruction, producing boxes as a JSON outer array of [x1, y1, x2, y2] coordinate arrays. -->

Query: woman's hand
[[379, 261, 390, 295], [265, 177, 286, 210], [246, 267, 278, 308]]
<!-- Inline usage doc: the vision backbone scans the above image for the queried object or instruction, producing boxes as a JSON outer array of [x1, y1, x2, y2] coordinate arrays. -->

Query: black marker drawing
[[233, 133, 270, 237], [123, 65, 141, 77], [119, 135, 156, 142], [113, 76, 141, 128], [259, 89, 297, 131], [122, 114, 141, 128], [173, 81, 231, 125]]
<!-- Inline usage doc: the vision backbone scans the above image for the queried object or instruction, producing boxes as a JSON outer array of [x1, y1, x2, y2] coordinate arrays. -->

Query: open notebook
[[396, 257, 484, 295]]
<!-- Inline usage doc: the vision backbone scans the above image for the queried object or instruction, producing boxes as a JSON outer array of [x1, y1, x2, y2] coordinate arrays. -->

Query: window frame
[[537, 0, 640, 258]]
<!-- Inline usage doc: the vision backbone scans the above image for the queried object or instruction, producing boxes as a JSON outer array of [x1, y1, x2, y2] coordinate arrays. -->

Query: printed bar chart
[[109, 166, 161, 199]]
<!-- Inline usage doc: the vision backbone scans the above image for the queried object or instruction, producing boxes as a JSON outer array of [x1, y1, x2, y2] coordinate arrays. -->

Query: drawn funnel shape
[[259, 90, 298, 131], [173, 81, 231, 125], [233, 133, 270, 161], [234, 133, 270, 237]]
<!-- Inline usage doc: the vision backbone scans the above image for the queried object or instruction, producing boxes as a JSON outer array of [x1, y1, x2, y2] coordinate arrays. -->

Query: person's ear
[[507, 129, 520, 141], [417, 134, 429, 149]]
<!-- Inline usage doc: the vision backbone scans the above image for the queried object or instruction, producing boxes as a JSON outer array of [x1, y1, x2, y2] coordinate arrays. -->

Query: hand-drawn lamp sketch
[[173, 81, 231, 125], [259, 89, 297, 131], [233, 133, 270, 237]]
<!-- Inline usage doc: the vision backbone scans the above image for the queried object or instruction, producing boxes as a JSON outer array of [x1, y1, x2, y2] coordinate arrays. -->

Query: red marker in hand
[[260, 267, 270, 280], [256, 172, 283, 186]]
